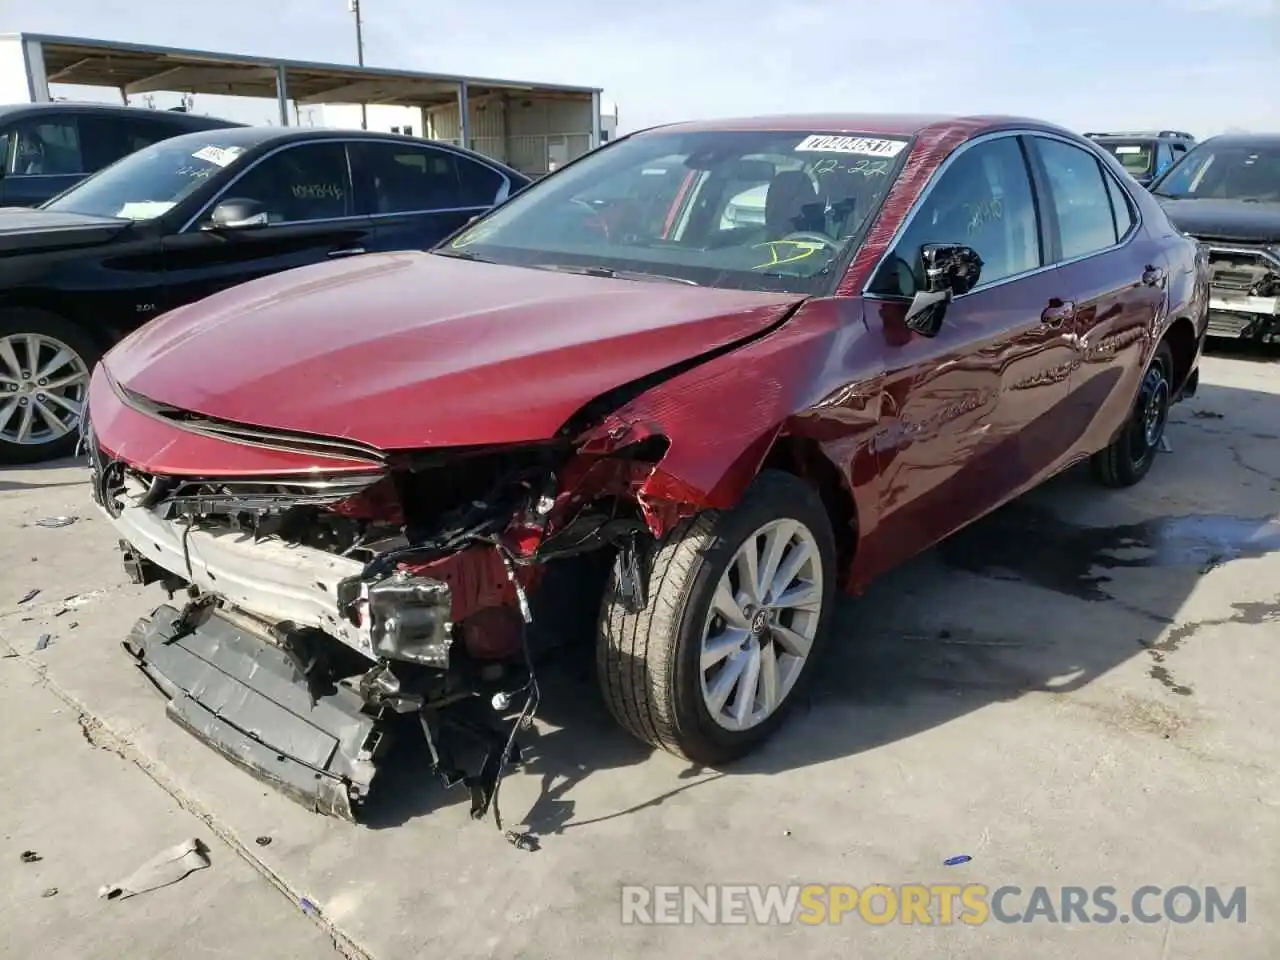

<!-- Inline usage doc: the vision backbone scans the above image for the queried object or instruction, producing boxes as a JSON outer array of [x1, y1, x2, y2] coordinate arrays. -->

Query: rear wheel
[[597, 470, 837, 764], [0, 308, 100, 465], [1091, 339, 1174, 488]]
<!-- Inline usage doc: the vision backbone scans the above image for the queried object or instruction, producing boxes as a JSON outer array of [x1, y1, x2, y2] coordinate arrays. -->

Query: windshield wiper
[[530, 263, 699, 285], [432, 248, 496, 263]]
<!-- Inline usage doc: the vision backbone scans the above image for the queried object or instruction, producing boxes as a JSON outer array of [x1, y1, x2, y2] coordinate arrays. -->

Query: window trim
[[861, 129, 1144, 302], [180, 135, 514, 233]]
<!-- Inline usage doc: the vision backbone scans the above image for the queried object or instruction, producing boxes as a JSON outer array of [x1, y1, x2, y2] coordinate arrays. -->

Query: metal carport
[[2, 33, 603, 175]]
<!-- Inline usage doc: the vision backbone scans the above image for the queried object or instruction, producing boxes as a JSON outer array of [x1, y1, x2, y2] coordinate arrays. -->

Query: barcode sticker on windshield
[[794, 135, 907, 157], [192, 145, 244, 167]]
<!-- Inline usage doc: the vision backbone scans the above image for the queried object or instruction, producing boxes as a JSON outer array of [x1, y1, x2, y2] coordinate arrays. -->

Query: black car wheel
[[1091, 339, 1174, 488], [0, 308, 101, 465]]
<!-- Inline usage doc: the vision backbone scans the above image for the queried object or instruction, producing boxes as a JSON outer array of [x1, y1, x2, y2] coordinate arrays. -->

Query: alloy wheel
[[0, 333, 91, 447], [699, 518, 824, 732]]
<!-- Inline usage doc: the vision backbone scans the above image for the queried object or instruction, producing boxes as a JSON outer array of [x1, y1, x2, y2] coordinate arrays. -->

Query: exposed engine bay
[[1204, 243, 1280, 341], [82, 406, 667, 847]]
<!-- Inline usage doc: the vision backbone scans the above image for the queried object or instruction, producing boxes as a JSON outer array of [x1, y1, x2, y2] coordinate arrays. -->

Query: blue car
[[1084, 130, 1196, 188]]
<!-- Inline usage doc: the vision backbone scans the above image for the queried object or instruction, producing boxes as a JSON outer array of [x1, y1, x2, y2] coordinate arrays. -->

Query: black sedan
[[0, 125, 529, 463]]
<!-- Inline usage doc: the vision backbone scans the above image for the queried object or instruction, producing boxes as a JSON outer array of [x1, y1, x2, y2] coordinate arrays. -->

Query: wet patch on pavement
[[939, 506, 1280, 601]]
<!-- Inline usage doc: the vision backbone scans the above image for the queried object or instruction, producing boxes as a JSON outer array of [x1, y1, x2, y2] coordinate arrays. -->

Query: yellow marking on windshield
[[751, 240, 825, 270]]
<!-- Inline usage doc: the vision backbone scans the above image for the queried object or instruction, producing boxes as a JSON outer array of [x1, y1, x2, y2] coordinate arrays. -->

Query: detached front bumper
[[105, 503, 375, 654], [125, 603, 387, 820]]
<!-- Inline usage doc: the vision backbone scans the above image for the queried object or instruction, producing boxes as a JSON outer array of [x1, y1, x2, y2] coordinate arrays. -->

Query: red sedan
[[83, 113, 1209, 825]]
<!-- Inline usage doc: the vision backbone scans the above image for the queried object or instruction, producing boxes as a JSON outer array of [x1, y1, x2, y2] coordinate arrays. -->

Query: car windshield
[[1098, 141, 1155, 176], [1151, 143, 1280, 202], [438, 129, 912, 294], [43, 135, 249, 220]]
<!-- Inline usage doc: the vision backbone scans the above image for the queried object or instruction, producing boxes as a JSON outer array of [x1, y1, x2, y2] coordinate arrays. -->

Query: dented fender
[[575, 298, 885, 537]]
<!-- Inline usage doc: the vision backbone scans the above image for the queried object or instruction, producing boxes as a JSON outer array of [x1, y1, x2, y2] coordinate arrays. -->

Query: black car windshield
[[1098, 141, 1155, 177], [43, 134, 249, 220], [1152, 143, 1280, 201], [438, 129, 911, 294]]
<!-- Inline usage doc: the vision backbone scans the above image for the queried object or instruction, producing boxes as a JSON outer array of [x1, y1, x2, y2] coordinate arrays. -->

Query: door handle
[[1141, 264, 1166, 287], [328, 246, 366, 258], [1041, 298, 1076, 327]]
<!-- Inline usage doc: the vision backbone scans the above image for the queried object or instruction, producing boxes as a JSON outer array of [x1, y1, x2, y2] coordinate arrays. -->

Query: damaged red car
[[83, 113, 1209, 830]]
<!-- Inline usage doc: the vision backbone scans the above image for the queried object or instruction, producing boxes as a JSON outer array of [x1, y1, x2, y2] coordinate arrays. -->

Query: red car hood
[[105, 252, 806, 450]]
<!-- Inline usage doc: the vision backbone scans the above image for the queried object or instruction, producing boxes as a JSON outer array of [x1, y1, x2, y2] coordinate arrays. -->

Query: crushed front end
[[82, 370, 656, 836], [1200, 241, 1280, 342]]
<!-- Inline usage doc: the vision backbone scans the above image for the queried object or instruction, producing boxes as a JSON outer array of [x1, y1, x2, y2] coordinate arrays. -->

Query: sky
[[2, 0, 1277, 137]]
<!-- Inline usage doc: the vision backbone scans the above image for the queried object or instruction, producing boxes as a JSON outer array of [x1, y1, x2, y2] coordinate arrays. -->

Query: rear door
[[159, 139, 378, 310], [1027, 134, 1168, 459], [0, 113, 86, 206], [347, 140, 512, 252], [858, 133, 1078, 576]]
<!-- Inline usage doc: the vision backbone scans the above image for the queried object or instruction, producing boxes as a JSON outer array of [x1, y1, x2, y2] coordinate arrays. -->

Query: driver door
[[159, 140, 378, 311], [858, 134, 1078, 575]]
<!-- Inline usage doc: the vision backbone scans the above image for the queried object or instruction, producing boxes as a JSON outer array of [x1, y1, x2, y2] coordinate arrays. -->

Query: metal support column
[[457, 81, 470, 150], [590, 90, 602, 149], [275, 64, 290, 127]]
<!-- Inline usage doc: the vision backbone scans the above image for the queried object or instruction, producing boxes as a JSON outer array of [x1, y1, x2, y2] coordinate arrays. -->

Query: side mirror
[[203, 198, 269, 231], [904, 243, 983, 337]]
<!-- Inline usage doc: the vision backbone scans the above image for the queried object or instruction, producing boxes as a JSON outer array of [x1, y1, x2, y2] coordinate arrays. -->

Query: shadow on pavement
[[358, 374, 1280, 842]]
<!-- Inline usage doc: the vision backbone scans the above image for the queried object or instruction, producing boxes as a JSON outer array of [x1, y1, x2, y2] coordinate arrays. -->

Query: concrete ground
[[1, 349, 1278, 959]]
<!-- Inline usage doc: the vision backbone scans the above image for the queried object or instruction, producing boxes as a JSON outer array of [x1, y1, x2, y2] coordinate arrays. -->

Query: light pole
[[348, 0, 367, 130]]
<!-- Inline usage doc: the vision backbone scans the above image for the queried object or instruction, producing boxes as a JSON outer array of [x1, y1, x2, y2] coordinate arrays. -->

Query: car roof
[[140, 125, 531, 179], [0, 101, 243, 127], [1196, 132, 1280, 148], [634, 113, 1079, 140]]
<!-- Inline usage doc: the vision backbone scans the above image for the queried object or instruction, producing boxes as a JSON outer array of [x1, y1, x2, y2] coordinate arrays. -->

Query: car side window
[[871, 135, 1041, 296], [1104, 172, 1135, 241], [1033, 137, 1118, 261], [79, 116, 170, 171], [349, 141, 505, 214], [221, 142, 352, 223], [1156, 143, 1174, 175], [8, 117, 83, 175]]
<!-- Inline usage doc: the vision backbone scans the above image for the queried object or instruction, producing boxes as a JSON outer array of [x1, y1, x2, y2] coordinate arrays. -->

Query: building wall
[[298, 93, 606, 177]]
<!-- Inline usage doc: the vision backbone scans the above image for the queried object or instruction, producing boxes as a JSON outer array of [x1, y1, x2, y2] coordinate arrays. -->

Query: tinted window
[[79, 116, 174, 171], [1105, 173, 1135, 240], [1156, 143, 1174, 175], [444, 128, 909, 295], [1151, 142, 1280, 202], [349, 141, 502, 213], [223, 142, 352, 223], [874, 136, 1040, 295], [1035, 138, 1117, 260], [8, 117, 83, 175]]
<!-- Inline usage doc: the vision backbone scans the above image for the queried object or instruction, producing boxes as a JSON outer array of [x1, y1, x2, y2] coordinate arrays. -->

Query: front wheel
[[0, 308, 100, 465], [597, 470, 838, 764], [1091, 339, 1174, 488]]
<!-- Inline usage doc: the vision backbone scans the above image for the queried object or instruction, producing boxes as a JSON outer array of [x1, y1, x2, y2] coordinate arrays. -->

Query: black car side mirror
[[204, 198, 270, 231], [904, 243, 983, 337]]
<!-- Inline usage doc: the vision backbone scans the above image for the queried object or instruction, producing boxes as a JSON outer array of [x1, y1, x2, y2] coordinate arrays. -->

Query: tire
[[1091, 339, 1174, 488], [0, 308, 102, 465], [597, 470, 838, 765]]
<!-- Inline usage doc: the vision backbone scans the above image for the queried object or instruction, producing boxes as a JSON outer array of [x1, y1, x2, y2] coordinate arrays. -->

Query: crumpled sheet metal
[[99, 838, 211, 901]]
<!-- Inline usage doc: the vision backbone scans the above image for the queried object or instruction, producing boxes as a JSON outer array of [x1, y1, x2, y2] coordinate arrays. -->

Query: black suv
[[1084, 130, 1196, 188], [1149, 133, 1280, 343], [0, 102, 243, 207]]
